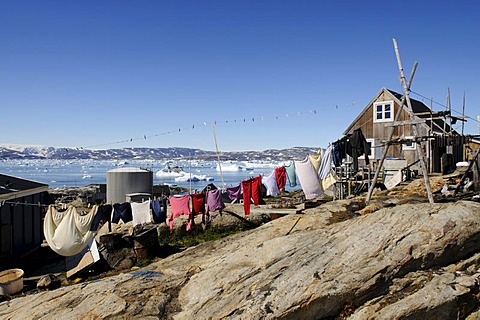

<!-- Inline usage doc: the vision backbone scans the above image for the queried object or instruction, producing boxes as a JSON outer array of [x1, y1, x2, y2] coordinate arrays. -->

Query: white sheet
[[44, 205, 98, 257]]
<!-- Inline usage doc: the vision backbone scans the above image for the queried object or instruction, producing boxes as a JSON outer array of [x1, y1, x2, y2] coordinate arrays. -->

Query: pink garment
[[168, 195, 191, 231], [295, 156, 323, 200]]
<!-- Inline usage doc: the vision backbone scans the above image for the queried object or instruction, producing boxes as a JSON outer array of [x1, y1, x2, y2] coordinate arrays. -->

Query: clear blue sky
[[1, 1, 479, 151]]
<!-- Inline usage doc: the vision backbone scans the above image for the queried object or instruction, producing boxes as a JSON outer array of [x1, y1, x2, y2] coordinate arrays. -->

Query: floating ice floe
[[174, 174, 214, 182], [216, 163, 242, 172], [156, 166, 213, 182], [155, 165, 186, 178]]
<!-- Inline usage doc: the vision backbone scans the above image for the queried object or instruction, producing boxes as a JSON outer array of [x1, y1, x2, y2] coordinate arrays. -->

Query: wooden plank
[[384, 171, 403, 190], [66, 240, 100, 278], [383, 119, 426, 127], [66, 251, 94, 278]]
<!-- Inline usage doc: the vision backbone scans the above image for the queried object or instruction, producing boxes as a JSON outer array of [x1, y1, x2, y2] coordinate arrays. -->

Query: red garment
[[252, 175, 262, 205], [275, 166, 287, 191], [168, 195, 191, 231], [242, 179, 252, 215], [191, 192, 206, 215], [191, 192, 206, 225], [241, 175, 263, 215]]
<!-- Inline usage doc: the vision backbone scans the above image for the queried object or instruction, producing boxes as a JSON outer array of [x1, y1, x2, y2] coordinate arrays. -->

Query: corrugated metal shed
[[0, 174, 53, 259]]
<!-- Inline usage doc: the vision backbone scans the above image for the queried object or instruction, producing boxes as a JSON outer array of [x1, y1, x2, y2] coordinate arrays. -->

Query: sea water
[[0, 159, 293, 191]]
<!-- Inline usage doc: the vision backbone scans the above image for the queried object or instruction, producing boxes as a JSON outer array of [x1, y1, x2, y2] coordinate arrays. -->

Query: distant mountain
[[0, 144, 320, 161]]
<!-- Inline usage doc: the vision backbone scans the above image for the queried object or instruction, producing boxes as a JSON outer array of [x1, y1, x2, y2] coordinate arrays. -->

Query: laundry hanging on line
[[44, 205, 99, 257], [295, 156, 323, 200]]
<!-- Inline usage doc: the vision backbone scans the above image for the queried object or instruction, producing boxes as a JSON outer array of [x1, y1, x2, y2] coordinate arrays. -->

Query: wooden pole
[[462, 91, 466, 160], [365, 62, 418, 204], [212, 121, 226, 189], [393, 38, 434, 204]]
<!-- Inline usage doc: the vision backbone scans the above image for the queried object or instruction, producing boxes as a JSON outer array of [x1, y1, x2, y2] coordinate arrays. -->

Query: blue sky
[[1, 1, 479, 151]]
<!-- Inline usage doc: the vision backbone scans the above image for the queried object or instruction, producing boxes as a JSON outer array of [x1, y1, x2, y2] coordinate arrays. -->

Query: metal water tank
[[106, 167, 153, 204]]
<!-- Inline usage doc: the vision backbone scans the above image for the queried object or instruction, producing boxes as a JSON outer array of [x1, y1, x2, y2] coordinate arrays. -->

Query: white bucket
[[0, 268, 24, 295]]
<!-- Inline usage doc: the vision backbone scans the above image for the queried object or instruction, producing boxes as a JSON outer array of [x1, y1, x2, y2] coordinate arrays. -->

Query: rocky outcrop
[[2, 200, 480, 319]]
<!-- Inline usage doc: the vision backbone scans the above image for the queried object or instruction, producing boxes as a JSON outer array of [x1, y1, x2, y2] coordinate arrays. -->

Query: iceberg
[[216, 163, 241, 172], [175, 174, 214, 182]]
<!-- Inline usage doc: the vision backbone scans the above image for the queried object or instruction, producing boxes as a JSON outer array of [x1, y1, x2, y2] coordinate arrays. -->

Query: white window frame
[[373, 100, 394, 123], [359, 138, 375, 159], [402, 136, 417, 151]]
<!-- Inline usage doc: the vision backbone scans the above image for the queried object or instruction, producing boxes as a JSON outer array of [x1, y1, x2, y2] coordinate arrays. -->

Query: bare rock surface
[[2, 200, 480, 319]]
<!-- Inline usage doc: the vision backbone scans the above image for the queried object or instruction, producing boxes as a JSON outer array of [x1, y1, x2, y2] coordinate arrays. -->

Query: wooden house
[[343, 88, 464, 173], [0, 174, 53, 259]]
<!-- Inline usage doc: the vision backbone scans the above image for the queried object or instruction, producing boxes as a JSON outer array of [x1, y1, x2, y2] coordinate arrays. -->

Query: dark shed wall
[[0, 193, 46, 258]]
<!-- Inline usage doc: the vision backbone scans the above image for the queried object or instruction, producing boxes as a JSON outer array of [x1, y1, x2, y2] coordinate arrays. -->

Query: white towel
[[262, 169, 280, 197], [131, 200, 152, 227]]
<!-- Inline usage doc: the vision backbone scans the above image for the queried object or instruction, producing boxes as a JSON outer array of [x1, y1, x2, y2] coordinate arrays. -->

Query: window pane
[[384, 104, 391, 111], [385, 111, 391, 118], [377, 112, 383, 119], [377, 105, 383, 112]]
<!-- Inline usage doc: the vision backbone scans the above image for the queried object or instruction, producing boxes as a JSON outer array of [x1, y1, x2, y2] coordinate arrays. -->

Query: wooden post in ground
[[393, 38, 434, 204], [365, 62, 418, 204], [473, 150, 480, 192]]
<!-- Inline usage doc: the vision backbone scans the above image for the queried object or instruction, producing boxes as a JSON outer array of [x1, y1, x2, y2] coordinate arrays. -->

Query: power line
[[410, 90, 480, 125]]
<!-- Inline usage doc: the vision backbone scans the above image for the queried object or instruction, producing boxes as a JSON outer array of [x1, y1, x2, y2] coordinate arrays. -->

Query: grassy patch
[[158, 224, 254, 248]]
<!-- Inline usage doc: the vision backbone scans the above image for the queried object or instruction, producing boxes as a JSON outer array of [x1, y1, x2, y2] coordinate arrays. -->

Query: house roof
[[0, 173, 49, 201], [343, 87, 454, 135], [386, 89, 453, 134]]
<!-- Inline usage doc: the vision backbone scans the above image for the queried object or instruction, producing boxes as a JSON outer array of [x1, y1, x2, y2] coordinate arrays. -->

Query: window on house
[[402, 136, 416, 150], [373, 101, 394, 122], [359, 138, 375, 159]]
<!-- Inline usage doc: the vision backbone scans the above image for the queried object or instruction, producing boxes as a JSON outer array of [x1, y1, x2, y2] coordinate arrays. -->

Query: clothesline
[[81, 109, 320, 149], [0, 200, 50, 208], [410, 90, 480, 125]]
